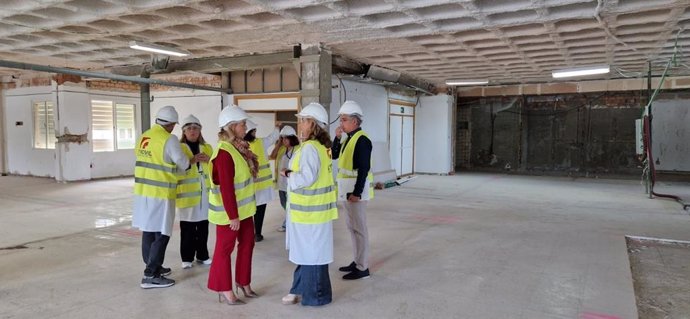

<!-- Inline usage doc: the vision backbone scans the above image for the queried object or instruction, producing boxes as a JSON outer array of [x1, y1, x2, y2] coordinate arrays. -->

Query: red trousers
[[207, 217, 255, 292]]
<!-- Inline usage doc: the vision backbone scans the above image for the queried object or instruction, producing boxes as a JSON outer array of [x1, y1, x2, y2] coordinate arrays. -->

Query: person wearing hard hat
[[244, 119, 280, 242], [269, 126, 300, 232], [133, 105, 203, 289], [207, 105, 259, 305], [332, 100, 374, 281], [176, 115, 213, 270], [280, 102, 337, 306]]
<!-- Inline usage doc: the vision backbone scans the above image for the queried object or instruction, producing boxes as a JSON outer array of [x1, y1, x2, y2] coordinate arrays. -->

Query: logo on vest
[[140, 137, 151, 149]]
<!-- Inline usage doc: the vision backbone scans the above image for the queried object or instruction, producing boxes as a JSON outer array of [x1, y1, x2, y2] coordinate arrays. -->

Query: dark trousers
[[254, 204, 267, 237], [290, 264, 332, 306], [180, 220, 210, 262], [142, 231, 170, 277], [279, 191, 287, 228]]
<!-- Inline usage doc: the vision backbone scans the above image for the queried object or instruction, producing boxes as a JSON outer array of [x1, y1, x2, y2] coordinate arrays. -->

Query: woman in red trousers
[[207, 105, 260, 305]]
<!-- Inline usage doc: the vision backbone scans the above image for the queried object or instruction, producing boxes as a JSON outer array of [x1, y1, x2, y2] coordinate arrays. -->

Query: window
[[91, 100, 136, 152], [33, 101, 55, 149]]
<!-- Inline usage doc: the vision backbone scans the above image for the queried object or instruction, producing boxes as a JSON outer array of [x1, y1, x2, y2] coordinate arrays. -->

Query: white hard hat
[[181, 114, 201, 127], [338, 100, 363, 117], [296, 102, 328, 126], [156, 105, 179, 123], [279, 125, 297, 137], [218, 105, 250, 128], [246, 119, 258, 132]]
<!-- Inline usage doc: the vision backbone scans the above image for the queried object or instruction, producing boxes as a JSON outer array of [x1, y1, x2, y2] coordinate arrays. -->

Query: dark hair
[[243, 129, 256, 142], [286, 135, 300, 147]]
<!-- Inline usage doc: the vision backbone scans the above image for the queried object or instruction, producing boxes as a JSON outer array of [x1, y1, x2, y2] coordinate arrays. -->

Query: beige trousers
[[342, 200, 369, 271]]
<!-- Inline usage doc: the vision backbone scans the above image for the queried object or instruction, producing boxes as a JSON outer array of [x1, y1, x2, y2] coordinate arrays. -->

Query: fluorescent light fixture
[[445, 79, 489, 86], [552, 65, 609, 78], [129, 41, 190, 57]]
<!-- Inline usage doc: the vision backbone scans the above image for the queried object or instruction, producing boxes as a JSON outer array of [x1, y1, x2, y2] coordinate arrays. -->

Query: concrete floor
[[2, 173, 690, 319]]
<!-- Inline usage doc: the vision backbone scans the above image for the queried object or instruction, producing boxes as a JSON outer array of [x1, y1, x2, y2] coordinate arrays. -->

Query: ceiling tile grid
[[0, 0, 689, 84]]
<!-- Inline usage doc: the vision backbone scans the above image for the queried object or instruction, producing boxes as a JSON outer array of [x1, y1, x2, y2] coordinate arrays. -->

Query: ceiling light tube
[[552, 65, 609, 78], [129, 41, 190, 57], [445, 79, 489, 86]]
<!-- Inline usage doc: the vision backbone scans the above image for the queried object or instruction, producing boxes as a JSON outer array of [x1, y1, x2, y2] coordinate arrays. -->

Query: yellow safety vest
[[289, 140, 338, 224], [249, 138, 273, 192], [273, 145, 287, 188], [176, 143, 213, 208], [337, 130, 375, 199], [208, 141, 256, 224], [134, 125, 177, 200]]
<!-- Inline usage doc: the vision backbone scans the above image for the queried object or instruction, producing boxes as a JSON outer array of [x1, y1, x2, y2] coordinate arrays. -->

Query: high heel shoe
[[218, 292, 245, 305], [235, 284, 259, 298]]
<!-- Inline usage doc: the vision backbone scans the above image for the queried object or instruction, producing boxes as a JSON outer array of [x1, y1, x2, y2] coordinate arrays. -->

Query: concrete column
[[140, 70, 151, 132], [0, 85, 5, 175], [299, 44, 332, 110]]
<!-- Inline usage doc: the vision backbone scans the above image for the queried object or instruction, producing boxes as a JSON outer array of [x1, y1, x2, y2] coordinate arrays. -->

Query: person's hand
[[229, 218, 240, 231], [335, 126, 343, 137], [280, 169, 291, 177], [347, 194, 361, 202], [195, 153, 210, 163]]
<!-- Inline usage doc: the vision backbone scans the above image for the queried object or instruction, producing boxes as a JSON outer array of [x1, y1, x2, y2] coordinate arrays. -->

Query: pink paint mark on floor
[[114, 228, 140, 237], [411, 215, 461, 224], [580, 312, 621, 319]]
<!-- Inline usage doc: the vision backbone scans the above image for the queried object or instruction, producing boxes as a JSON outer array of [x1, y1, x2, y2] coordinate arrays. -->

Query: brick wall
[[457, 91, 651, 175]]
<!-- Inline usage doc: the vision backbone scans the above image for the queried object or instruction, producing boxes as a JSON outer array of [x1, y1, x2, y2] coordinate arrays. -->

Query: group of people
[[132, 100, 374, 307]]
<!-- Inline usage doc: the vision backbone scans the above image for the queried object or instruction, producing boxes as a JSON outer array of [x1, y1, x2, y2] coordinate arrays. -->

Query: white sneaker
[[181, 262, 193, 269], [282, 293, 299, 305], [197, 258, 212, 266]]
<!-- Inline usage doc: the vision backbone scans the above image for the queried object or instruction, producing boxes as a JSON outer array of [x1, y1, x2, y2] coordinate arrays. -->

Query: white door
[[402, 116, 414, 175], [389, 116, 402, 176]]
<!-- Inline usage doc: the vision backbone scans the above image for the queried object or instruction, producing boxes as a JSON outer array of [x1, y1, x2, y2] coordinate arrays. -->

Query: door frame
[[388, 98, 416, 177]]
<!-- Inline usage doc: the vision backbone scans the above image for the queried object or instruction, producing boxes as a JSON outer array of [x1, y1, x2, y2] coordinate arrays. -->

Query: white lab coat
[[285, 143, 334, 265], [132, 133, 190, 236], [255, 128, 280, 205]]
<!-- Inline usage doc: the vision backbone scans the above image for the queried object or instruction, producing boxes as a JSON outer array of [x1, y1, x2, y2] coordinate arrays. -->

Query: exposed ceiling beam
[[110, 52, 295, 76], [0, 59, 232, 94]]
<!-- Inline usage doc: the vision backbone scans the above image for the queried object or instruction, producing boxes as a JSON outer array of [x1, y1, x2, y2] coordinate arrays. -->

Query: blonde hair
[[218, 123, 238, 143], [301, 118, 332, 148]]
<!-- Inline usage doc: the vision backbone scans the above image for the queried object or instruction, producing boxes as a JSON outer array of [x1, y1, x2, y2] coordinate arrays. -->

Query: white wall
[[651, 98, 690, 171], [415, 94, 454, 174], [89, 90, 140, 179], [3, 86, 56, 177], [151, 90, 223, 148], [329, 78, 388, 143]]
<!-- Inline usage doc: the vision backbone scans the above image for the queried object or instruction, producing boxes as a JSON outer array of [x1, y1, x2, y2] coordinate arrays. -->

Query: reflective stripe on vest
[[208, 141, 256, 224], [337, 130, 375, 200], [134, 125, 177, 200], [175, 143, 213, 209], [249, 139, 273, 192], [288, 140, 338, 224]]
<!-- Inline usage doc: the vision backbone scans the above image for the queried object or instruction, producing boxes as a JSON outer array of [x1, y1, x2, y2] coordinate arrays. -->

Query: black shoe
[[255, 234, 264, 242], [338, 261, 357, 272], [160, 267, 171, 276], [140, 276, 175, 289], [343, 268, 370, 280]]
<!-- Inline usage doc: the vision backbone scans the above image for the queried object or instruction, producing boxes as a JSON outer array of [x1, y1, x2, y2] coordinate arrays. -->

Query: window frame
[[90, 99, 137, 152], [32, 100, 56, 150]]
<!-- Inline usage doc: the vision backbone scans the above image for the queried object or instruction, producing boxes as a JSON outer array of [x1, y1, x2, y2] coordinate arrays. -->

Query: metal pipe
[[0, 60, 232, 94]]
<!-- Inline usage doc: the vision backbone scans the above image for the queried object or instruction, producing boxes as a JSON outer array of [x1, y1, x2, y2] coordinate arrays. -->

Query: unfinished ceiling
[[1, 0, 690, 85]]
